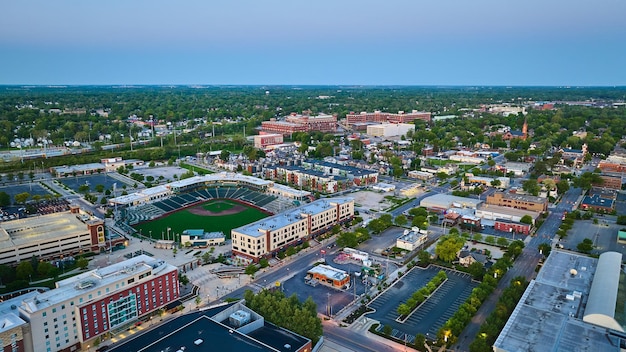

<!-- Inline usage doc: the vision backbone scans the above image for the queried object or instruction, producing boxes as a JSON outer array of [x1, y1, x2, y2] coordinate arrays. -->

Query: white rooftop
[[232, 198, 353, 238], [20, 255, 176, 313], [307, 264, 348, 281]]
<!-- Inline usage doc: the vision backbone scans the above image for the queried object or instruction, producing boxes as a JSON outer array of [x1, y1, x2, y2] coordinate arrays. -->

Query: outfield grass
[[133, 199, 268, 240]]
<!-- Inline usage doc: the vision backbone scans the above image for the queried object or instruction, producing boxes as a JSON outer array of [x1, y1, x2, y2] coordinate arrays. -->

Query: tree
[[178, 273, 190, 286], [95, 184, 105, 193], [16, 261, 34, 281], [538, 242, 551, 257], [394, 214, 408, 227], [497, 237, 509, 247], [490, 179, 501, 187], [435, 234, 465, 262], [485, 236, 495, 245], [0, 192, 10, 206], [245, 264, 259, 276], [416, 250, 432, 265], [77, 257, 89, 270], [617, 215, 626, 225], [14, 192, 30, 204], [201, 252, 212, 264], [336, 232, 358, 248], [78, 184, 90, 193], [195, 295, 202, 307], [519, 215, 533, 225], [522, 179, 540, 196], [220, 150, 231, 161], [473, 233, 483, 242], [244, 289, 323, 344], [577, 238, 594, 253], [259, 258, 269, 268], [37, 262, 56, 277], [467, 262, 485, 280]]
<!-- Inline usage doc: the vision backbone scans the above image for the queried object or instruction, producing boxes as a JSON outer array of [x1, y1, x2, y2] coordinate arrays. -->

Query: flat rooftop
[[233, 198, 353, 238], [20, 255, 176, 313], [493, 251, 623, 352], [308, 264, 348, 281], [476, 203, 539, 219], [0, 211, 96, 250]]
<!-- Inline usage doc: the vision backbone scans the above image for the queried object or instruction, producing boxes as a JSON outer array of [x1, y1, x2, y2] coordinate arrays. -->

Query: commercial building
[[0, 291, 38, 352], [493, 251, 625, 352], [13, 255, 179, 352], [306, 265, 350, 289], [580, 194, 615, 212], [261, 113, 337, 135], [396, 229, 427, 251], [253, 133, 284, 149], [272, 166, 350, 194], [50, 158, 144, 177], [475, 204, 538, 224], [494, 218, 531, 235], [407, 170, 434, 181], [419, 194, 483, 213], [180, 229, 225, 247], [346, 110, 431, 125], [231, 198, 354, 262], [0, 207, 117, 266], [598, 175, 623, 190], [109, 301, 312, 352], [486, 192, 548, 212], [366, 123, 415, 138]]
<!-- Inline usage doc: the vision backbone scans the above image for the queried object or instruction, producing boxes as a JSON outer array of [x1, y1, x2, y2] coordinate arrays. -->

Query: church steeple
[[522, 116, 528, 139]]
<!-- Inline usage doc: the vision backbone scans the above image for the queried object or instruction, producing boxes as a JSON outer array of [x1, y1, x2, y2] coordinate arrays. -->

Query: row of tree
[[396, 271, 447, 317], [243, 289, 323, 344], [468, 277, 529, 352], [434, 240, 525, 347]]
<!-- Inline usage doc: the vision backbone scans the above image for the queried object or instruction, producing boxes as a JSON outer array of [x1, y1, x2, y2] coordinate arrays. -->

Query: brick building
[[253, 133, 284, 149], [17, 255, 178, 352], [346, 110, 431, 126], [494, 218, 531, 235], [261, 113, 337, 135], [486, 192, 548, 212]]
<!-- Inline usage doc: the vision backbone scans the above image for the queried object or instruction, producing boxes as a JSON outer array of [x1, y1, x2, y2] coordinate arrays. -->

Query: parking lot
[[359, 226, 407, 255], [366, 266, 477, 343], [134, 165, 191, 183], [57, 173, 133, 193], [560, 217, 626, 256]]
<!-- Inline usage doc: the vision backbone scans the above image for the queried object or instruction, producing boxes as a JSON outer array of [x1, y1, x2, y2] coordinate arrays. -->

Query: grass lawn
[[133, 199, 269, 240]]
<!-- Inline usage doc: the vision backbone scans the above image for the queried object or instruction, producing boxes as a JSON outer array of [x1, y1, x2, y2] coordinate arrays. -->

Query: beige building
[[231, 198, 354, 262], [485, 192, 548, 212], [366, 123, 415, 137]]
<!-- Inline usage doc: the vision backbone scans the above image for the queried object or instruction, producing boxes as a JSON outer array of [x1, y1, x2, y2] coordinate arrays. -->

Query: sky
[[1, 0, 625, 86]]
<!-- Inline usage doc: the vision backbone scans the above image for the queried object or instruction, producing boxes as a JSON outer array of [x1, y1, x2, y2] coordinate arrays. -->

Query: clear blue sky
[[2, 0, 625, 86]]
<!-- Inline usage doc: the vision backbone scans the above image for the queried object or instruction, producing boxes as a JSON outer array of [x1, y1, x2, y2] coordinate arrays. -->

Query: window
[[43, 312, 47, 317]]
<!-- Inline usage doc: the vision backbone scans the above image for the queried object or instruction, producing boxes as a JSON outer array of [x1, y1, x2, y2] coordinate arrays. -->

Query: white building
[[367, 123, 415, 138], [396, 228, 428, 251], [475, 204, 538, 224]]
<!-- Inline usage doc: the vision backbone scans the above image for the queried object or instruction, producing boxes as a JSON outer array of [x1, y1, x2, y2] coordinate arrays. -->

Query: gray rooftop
[[493, 250, 623, 352]]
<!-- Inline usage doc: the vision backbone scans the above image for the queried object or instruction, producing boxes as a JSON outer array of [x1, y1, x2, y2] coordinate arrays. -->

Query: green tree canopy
[[435, 234, 465, 262]]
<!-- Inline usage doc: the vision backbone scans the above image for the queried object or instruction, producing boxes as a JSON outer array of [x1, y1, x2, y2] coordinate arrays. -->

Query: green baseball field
[[133, 199, 269, 241]]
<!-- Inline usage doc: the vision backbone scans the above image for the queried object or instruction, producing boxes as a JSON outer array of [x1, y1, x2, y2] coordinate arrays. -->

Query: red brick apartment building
[[346, 110, 431, 126], [261, 113, 337, 135]]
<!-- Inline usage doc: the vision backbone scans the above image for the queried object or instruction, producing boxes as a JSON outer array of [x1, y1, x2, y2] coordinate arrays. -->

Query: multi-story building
[[260, 113, 337, 135], [0, 291, 38, 352], [253, 133, 284, 149], [0, 207, 119, 266], [597, 175, 623, 190], [231, 198, 354, 262], [366, 123, 415, 137], [346, 110, 431, 126], [494, 218, 531, 235], [272, 166, 350, 194], [299, 160, 379, 187], [19, 255, 178, 352], [485, 192, 548, 212]]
